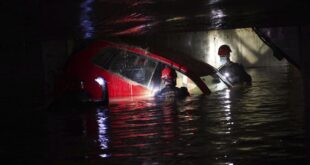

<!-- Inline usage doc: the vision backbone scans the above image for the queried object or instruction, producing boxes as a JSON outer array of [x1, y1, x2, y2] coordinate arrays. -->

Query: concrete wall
[[149, 28, 288, 68]]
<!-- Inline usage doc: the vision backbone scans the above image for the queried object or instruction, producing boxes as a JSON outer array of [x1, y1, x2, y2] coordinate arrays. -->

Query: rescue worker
[[155, 67, 190, 99], [217, 44, 252, 86]]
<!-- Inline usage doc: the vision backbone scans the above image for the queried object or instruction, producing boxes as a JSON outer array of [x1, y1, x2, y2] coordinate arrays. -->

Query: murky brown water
[[48, 65, 307, 165]]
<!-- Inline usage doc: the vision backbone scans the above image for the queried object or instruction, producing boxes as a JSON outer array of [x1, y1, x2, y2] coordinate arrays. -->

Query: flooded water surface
[[48, 66, 307, 165]]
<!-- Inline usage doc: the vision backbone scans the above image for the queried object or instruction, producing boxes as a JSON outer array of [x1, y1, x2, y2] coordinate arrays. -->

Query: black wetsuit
[[219, 61, 252, 86], [155, 85, 190, 99]]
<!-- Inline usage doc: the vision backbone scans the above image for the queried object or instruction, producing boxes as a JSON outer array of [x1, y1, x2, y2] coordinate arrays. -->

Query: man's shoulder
[[228, 61, 241, 66], [228, 62, 246, 69], [178, 87, 190, 97], [155, 86, 176, 95], [220, 62, 241, 70]]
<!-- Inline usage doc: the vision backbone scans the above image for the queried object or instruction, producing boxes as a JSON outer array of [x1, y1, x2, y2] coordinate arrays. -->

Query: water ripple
[[48, 66, 306, 164]]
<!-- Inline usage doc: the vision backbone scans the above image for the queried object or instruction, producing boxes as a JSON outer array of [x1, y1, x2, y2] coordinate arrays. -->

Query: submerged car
[[54, 40, 230, 104]]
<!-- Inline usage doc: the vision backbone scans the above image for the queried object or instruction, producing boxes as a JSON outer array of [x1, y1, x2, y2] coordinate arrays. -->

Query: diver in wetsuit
[[155, 67, 190, 99], [217, 44, 252, 86]]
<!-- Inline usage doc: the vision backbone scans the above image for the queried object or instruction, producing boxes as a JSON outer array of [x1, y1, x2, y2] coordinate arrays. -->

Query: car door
[[92, 47, 158, 97]]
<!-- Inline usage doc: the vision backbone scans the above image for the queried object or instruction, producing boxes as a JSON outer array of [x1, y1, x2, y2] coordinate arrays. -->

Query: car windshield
[[93, 48, 158, 87]]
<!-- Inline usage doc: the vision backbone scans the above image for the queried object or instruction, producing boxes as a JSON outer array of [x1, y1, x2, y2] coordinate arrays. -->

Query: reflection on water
[[48, 66, 306, 164]]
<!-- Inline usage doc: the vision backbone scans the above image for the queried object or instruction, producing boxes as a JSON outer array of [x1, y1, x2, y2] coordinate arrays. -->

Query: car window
[[148, 62, 165, 91], [108, 49, 158, 86], [148, 63, 202, 95], [92, 48, 120, 70]]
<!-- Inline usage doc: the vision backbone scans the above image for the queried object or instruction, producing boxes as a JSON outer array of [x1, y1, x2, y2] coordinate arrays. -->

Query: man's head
[[218, 44, 231, 56], [218, 44, 232, 64], [161, 67, 177, 86]]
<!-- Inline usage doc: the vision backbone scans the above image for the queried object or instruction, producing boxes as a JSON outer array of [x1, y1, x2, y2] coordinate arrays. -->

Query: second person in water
[[217, 44, 252, 86]]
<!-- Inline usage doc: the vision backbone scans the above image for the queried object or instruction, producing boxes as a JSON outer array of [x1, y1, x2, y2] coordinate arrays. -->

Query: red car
[[54, 40, 230, 104]]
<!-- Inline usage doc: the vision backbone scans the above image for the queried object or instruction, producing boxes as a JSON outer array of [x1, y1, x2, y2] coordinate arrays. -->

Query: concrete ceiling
[[1, 0, 309, 40]]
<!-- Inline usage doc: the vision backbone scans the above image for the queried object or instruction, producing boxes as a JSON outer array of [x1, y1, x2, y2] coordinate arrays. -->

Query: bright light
[[151, 87, 160, 96], [166, 16, 187, 22], [210, 8, 226, 19], [225, 89, 230, 99], [224, 72, 230, 78], [96, 108, 110, 158], [224, 105, 231, 109], [99, 154, 110, 158], [95, 77, 105, 86]]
